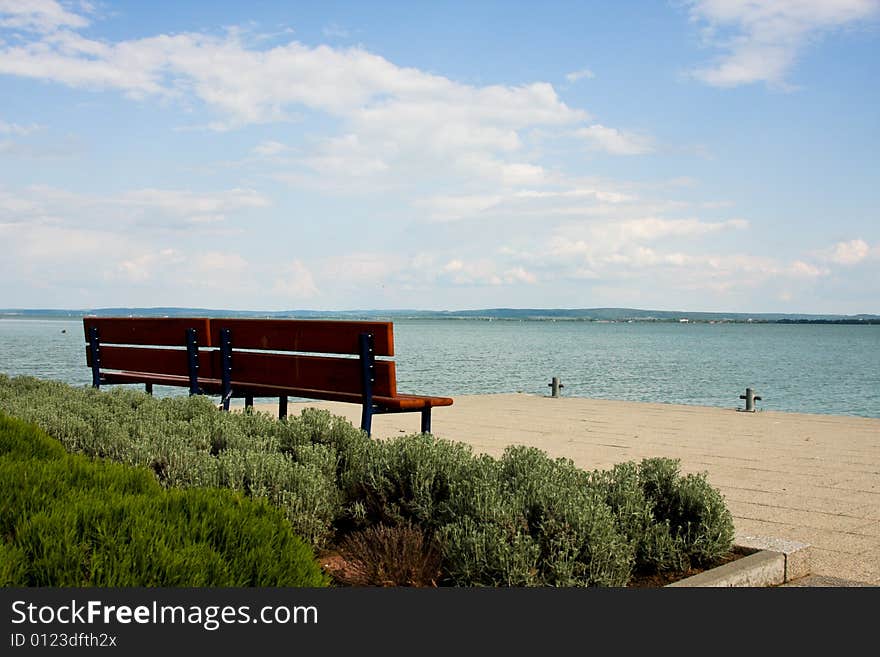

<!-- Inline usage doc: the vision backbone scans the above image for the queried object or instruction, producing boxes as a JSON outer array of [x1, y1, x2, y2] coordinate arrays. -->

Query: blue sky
[[1, 0, 878, 313]]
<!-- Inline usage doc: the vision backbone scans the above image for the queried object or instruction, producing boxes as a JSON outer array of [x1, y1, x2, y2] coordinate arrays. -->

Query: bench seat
[[101, 371, 453, 411]]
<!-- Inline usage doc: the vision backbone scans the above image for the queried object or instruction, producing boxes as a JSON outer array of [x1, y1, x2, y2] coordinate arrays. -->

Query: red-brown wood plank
[[83, 317, 212, 347], [100, 371, 223, 393], [218, 386, 450, 410], [223, 351, 396, 397], [386, 393, 454, 410], [87, 345, 216, 379], [215, 382, 367, 404], [208, 318, 394, 356]]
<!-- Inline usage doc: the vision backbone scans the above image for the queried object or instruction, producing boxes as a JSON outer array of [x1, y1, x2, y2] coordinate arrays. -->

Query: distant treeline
[[774, 318, 880, 325], [2, 307, 878, 324]]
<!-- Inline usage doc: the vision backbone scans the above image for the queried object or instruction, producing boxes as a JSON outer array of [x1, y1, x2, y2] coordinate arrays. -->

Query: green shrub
[[0, 543, 28, 587], [0, 413, 329, 587], [637, 458, 734, 567], [0, 412, 68, 461], [340, 433, 478, 530], [435, 455, 539, 586], [434, 447, 633, 587], [497, 446, 633, 586], [437, 516, 542, 587], [217, 449, 341, 547], [589, 457, 735, 573], [590, 460, 685, 573]]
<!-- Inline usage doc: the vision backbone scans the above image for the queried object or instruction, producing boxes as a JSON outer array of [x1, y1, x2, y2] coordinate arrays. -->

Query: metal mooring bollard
[[738, 387, 762, 412], [548, 377, 564, 398]]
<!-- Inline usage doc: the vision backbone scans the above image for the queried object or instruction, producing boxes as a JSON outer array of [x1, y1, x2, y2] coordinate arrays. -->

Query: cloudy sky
[[1, 1, 877, 313]]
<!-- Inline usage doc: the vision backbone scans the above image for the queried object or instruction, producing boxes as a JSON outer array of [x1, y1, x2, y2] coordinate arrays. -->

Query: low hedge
[[0, 412, 329, 587], [0, 375, 736, 586]]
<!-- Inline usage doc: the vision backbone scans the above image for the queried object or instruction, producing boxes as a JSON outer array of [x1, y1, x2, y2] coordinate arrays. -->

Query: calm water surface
[[1, 317, 878, 418]]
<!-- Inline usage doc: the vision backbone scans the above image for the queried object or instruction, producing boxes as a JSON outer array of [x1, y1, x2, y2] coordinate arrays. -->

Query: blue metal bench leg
[[88, 327, 101, 389], [359, 332, 375, 437], [279, 396, 287, 420], [245, 395, 253, 412], [361, 405, 373, 437], [421, 408, 431, 434], [220, 328, 232, 411]]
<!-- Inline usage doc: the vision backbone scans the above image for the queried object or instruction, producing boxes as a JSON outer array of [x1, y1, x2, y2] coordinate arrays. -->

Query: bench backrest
[[84, 317, 398, 396]]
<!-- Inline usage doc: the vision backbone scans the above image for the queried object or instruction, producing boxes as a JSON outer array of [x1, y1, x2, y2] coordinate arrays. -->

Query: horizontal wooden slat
[[100, 371, 222, 393], [221, 385, 451, 410], [383, 394, 454, 410], [208, 319, 395, 356], [83, 317, 211, 347], [225, 351, 396, 397], [217, 382, 367, 404], [87, 345, 216, 379]]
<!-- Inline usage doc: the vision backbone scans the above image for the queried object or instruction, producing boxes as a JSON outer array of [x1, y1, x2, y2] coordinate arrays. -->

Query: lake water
[[1, 317, 878, 418]]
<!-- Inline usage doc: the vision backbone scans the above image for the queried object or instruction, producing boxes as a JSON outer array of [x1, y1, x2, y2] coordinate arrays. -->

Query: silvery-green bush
[[0, 375, 735, 584], [496, 446, 633, 586], [590, 457, 735, 573], [339, 433, 479, 530]]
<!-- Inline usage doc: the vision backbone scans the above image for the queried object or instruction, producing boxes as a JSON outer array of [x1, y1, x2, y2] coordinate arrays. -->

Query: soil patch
[[319, 545, 758, 588], [626, 546, 757, 587]]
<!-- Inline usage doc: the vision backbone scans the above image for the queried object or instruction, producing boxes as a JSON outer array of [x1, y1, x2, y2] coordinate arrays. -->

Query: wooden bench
[[83, 317, 453, 435]]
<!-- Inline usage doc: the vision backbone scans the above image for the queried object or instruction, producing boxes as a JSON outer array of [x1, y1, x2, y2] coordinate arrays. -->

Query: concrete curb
[[666, 535, 812, 588]]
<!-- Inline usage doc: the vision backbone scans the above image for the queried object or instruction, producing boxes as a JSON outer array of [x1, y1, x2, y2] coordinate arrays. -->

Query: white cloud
[[549, 217, 748, 255], [565, 68, 595, 82], [499, 162, 548, 186], [788, 260, 830, 278], [577, 124, 654, 155], [492, 216, 825, 299], [437, 258, 536, 286], [0, 119, 41, 135], [414, 194, 504, 221], [116, 188, 270, 223], [193, 251, 249, 275], [0, 23, 586, 133], [503, 266, 538, 284], [319, 253, 394, 284], [826, 238, 871, 264], [514, 188, 634, 203], [685, 0, 880, 87], [116, 248, 183, 283], [273, 260, 318, 299], [302, 133, 390, 178], [0, 184, 270, 230], [0, 0, 90, 33], [109, 248, 323, 306], [0, 189, 42, 216], [615, 216, 748, 240], [0, 13, 589, 195], [413, 182, 640, 223], [252, 140, 287, 156]]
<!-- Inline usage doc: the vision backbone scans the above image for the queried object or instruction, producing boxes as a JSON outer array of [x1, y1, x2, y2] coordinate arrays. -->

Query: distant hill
[[1, 307, 878, 323]]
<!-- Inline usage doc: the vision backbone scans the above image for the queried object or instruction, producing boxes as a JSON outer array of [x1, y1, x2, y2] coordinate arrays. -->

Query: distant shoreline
[[2, 307, 879, 324]]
